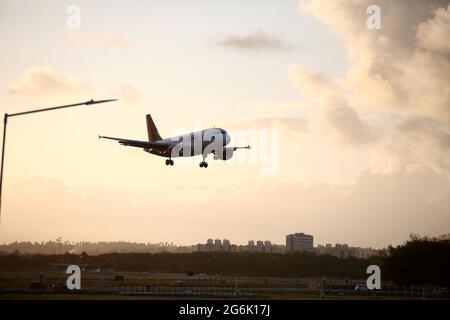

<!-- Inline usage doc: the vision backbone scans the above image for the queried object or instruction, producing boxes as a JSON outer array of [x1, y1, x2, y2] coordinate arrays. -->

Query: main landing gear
[[199, 153, 209, 168], [165, 159, 174, 166]]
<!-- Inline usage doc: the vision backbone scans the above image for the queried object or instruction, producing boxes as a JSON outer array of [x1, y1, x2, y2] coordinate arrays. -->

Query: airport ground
[[1, 271, 447, 300]]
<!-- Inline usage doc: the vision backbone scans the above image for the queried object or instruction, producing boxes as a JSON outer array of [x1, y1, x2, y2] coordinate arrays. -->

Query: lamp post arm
[[0, 98, 117, 223], [8, 99, 117, 117]]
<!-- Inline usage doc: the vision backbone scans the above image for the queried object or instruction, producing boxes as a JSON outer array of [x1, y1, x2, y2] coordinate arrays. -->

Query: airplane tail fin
[[146, 114, 162, 142]]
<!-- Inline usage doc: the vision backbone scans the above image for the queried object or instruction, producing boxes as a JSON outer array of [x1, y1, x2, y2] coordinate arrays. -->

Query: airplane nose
[[224, 132, 231, 145]]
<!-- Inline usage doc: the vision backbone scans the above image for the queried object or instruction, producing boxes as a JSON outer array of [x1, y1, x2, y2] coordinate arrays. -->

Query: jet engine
[[213, 147, 234, 160]]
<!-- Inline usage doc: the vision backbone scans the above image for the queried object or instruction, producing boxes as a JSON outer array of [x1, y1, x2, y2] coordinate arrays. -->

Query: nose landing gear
[[199, 161, 208, 168], [165, 159, 174, 166]]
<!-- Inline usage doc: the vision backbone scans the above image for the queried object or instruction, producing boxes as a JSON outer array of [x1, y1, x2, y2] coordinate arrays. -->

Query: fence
[[119, 285, 259, 297]]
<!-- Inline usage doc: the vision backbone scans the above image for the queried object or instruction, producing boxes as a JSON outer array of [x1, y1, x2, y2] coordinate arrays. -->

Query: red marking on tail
[[146, 114, 162, 142]]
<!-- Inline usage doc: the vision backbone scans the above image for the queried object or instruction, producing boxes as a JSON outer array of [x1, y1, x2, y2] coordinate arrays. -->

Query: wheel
[[199, 162, 204, 168], [165, 159, 170, 166], [169, 159, 174, 166], [203, 162, 208, 168]]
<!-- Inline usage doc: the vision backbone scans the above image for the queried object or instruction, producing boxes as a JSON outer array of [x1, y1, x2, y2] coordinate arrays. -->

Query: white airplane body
[[99, 114, 250, 168]]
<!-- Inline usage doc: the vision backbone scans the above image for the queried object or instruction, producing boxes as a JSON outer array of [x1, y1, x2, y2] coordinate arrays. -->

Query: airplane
[[99, 114, 251, 168]]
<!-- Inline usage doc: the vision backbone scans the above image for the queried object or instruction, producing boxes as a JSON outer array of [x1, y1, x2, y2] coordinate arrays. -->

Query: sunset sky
[[0, 0, 449, 248]]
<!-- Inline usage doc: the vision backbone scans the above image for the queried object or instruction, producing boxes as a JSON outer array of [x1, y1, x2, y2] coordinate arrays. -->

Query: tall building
[[286, 233, 314, 252]]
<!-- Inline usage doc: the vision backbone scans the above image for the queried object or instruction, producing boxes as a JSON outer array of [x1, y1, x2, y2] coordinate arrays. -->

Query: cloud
[[210, 167, 450, 247], [228, 117, 309, 133], [8, 66, 90, 98], [300, 0, 450, 121], [294, 0, 450, 175], [288, 64, 341, 98], [397, 117, 450, 149], [213, 30, 294, 51], [2, 176, 176, 242], [323, 105, 379, 146], [5, 168, 449, 248], [370, 117, 450, 174], [416, 4, 450, 55], [114, 84, 140, 106], [289, 64, 379, 147]]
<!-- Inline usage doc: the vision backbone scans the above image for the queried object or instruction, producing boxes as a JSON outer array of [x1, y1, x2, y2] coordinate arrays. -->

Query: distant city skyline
[[196, 232, 379, 259], [5, 232, 450, 259], [1, 231, 446, 251], [0, 236, 381, 259]]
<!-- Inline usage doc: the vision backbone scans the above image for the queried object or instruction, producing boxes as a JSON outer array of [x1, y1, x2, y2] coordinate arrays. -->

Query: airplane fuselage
[[145, 128, 231, 158]]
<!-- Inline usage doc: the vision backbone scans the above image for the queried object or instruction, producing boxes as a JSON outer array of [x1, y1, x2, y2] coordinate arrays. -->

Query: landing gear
[[200, 153, 209, 168], [165, 159, 174, 166]]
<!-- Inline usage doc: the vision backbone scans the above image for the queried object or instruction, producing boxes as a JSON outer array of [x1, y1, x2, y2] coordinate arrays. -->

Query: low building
[[197, 239, 285, 254], [315, 243, 379, 259]]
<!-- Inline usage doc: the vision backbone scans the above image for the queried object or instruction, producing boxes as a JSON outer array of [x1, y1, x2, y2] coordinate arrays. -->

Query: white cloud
[[8, 66, 90, 99], [293, 0, 450, 176], [417, 5, 450, 55], [289, 64, 379, 147], [288, 64, 341, 98], [300, 0, 450, 120]]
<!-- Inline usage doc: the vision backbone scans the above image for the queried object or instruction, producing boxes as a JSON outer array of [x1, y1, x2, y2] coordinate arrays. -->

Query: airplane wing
[[231, 145, 251, 151], [99, 135, 173, 151]]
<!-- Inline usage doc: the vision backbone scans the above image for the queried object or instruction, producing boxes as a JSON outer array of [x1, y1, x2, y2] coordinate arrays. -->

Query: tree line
[[0, 235, 448, 287]]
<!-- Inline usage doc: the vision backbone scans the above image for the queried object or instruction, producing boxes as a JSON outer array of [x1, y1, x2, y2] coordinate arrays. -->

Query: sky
[[0, 0, 449, 248]]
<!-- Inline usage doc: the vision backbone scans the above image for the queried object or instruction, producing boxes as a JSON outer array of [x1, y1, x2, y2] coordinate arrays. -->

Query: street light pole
[[0, 114, 7, 222], [0, 99, 117, 223]]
